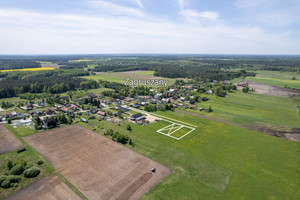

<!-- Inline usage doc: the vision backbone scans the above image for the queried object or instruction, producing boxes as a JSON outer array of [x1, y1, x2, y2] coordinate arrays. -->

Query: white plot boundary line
[[156, 123, 195, 140], [127, 106, 197, 140]]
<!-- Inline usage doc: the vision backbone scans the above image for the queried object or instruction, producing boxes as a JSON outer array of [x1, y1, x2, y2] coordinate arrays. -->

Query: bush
[[24, 167, 40, 178], [1, 179, 11, 188], [7, 160, 13, 170], [9, 165, 25, 175], [8, 175, 21, 183], [36, 159, 44, 165], [0, 175, 7, 185]]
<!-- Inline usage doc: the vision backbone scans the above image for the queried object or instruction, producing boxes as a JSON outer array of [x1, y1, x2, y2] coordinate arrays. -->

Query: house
[[61, 107, 69, 113], [97, 111, 106, 116], [19, 119, 32, 125], [81, 118, 88, 123], [113, 100, 122, 106], [190, 105, 196, 109], [238, 82, 247, 87], [45, 108, 56, 115], [149, 89, 155, 92], [141, 102, 147, 106], [25, 103, 34, 110], [70, 104, 79, 111], [88, 93, 98, 98], [173, 104, 178, 108], [206, 90, 213, 95], [37, 101, 45, 107], [132, 103, 140, 108], [180, 97, 185, 101], [90, 108, 98, 114], [183, 105, 189, 109], [199, 107, 204, 111], [130, 113, 146, 121], [117, 106, 129, 113], [124, 98, 131, 102]]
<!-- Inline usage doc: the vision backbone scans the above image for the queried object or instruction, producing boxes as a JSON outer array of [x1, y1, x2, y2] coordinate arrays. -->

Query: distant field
[[79, 110, 300, 200], [0, 67, 55, 72], [0, 125, 24, 154], [182, 90, 300, 130], [246, 70, 300, 89], [69, 59, 93, 62], [84, 70, 186, 87]]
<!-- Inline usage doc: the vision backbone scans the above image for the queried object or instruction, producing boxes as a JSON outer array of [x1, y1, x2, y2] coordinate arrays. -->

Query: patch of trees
[[59, 62, 88, 69], [0, 72, 98, 98], [1, 101, 14, 109], [104, 129, 134, 146], [0, 159, 41, 189], [0, 59, 41, 70]]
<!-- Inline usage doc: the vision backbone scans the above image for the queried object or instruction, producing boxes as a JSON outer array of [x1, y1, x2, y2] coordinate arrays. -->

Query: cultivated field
[[0, 125, 24, 154], [7, 174, 81, 200], [246, 70, 300, 89], [85, 70, 187, 87], [23, 125, 171, 200]]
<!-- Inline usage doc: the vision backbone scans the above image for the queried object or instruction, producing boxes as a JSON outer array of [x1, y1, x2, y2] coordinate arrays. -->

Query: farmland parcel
[[0, 125, 24, 154], [23, 125, 171, 200]]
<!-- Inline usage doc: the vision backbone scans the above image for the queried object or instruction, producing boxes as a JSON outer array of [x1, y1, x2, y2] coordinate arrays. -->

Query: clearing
[[0, 125, 24, 154], [246, 70, 300, 89], [23, 125, 171, 200], [85, 70, 188, 87], [241, 79, 300, 98], [6, 173, 81, 200]]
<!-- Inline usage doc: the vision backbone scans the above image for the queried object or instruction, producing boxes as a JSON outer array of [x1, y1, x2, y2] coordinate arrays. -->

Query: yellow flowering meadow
[[0, 67, 55, 72]]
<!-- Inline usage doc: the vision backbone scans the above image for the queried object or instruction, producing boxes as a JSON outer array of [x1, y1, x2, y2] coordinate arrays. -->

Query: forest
[[0, 59, 41, 70], [0, 70, 98, 98]]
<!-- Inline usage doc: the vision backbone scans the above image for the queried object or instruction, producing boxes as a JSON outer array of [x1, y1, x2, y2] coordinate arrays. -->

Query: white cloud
[[85, 0, 145, 17], [234, 0, 300, 27], [134, 0, 143, 8], [180, 9, 219, 21], [0, 8, 298, 54]]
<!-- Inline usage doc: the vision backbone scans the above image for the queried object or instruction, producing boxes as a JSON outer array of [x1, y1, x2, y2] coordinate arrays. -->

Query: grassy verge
[[55, 172, 88, 200]]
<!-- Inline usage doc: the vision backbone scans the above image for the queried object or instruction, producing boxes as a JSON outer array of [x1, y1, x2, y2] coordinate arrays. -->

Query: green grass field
[[78, 111, 300, 200], [246, 70, 300, 89], [182, 90, 300, 130], [84, 71, 185, 87]]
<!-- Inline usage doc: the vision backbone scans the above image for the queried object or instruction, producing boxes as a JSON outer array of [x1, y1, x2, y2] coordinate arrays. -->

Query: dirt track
[[0, 125, 24, 154], [7, 174, 81, 200], [23, 125, 171, 200], [241, 80, 300, 98]]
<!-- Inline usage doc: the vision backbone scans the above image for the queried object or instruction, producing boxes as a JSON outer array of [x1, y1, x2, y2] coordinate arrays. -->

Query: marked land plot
[[128, 107, 197, 140], [7, 174, 81, 200], [157, 124, 195, 140], [23, 125, 172, 200], [0, 125, 24, 154]]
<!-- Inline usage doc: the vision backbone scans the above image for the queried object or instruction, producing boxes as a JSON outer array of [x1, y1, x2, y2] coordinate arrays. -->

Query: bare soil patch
[[41, 63, 60, 69], [0, 125, 24, 154], [241, 80, 300, 98], [23, 125, 171, 200], [7, 173, 81, 200]]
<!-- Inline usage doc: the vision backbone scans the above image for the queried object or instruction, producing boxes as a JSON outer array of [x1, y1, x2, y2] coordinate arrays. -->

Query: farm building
[[130, 113, 146, 121]]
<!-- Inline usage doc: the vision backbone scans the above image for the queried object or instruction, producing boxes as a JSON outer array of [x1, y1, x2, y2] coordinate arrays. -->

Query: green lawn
[[246, 70, 300, 89], [84, 71, 186, 87], [182, 90, 300, 130], [0, 126, 54, 199], [78, 110, 300, 200]]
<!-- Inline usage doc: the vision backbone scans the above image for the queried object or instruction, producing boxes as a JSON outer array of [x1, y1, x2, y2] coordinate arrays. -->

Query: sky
[[0, 0, 299, 54]]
